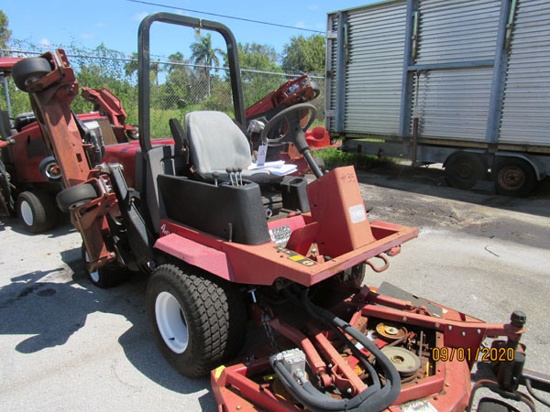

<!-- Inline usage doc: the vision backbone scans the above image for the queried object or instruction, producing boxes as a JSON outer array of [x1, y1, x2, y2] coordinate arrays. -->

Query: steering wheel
[[260, 103, 317, 153]]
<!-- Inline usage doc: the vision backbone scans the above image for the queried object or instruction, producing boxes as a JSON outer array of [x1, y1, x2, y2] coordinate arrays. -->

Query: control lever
[[237, 168, 243, 186], [226, 168, 235, 186], [225, 168, 244, 186]]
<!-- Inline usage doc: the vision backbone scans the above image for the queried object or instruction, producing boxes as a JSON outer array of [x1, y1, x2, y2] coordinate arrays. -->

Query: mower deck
[[211, 284, 522, 412]]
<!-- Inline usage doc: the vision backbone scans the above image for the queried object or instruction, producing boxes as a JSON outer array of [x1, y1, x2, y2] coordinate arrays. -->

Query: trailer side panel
[[499, 0, 550, 146]]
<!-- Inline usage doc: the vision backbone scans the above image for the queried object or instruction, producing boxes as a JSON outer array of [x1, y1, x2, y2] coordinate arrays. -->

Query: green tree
[[124, 52, 139, 78], [236, 43, 280, 73], [160, 52, 197, 109], [166, 52, 187, 73], [190, 33, 224, 97], [124, 51, 160, 85], [281, 34, 325, 75], [0, 10, 11, 51], [68, 44, 137, 122], [230, 42, 285, 108]]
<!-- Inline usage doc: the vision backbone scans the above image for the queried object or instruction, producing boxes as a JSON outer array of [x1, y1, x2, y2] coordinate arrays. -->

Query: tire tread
[[147, 263, 246, 378]]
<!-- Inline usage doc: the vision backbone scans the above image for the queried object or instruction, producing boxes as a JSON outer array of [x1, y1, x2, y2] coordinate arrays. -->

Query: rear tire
[[81, 244, 130, 288], [493, 157, 537, 197], [444, 152, 485, 190], [147, 263, 247, 378], [16, 191, 57, 233]]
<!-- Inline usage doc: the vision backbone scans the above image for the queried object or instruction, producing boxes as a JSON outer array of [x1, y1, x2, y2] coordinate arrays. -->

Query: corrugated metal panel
[[415, 68, 494, 140], [416, 0, 501, 64], [326, 13, 339, 131], [344, 1, 407, 135], [411, 0, 502, 142], [500, 0, 550, 145]]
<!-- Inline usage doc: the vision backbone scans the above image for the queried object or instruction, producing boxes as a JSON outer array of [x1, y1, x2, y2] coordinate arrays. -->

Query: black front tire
[[16, 191, 58, 233], [147, 263, 247, 378], [57, 184, 97, 213], [12, 57, 52, 92]]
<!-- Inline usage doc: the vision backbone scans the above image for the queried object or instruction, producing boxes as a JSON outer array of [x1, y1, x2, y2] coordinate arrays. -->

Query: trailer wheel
[[12, 57, 52, 92], [16, 191, 57, 233], [493, 157, 537, 197], [444, 152, 485, 190], [81, 244, 130, 288], [147, 263, 247, 378], [56, 183, 97, 213]]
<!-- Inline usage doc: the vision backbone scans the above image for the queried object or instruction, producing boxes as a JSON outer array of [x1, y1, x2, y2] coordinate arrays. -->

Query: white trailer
[[326, 0, 550, 196]]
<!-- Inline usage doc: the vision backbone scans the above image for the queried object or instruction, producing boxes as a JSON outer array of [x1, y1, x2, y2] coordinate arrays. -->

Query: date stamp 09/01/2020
[[430, 346, 516, 363]]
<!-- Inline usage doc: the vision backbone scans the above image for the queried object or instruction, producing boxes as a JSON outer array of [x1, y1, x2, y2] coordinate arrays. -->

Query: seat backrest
[[185, 111, 251, 175], [168, 118, 189, 162]]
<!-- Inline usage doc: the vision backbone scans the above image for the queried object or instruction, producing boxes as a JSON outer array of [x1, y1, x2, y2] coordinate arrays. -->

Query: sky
[[2, 0, 380, 64]]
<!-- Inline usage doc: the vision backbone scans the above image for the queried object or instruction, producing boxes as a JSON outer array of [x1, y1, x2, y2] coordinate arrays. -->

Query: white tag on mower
[[257, 144, 268, 167], [349, 204, 367, 224]]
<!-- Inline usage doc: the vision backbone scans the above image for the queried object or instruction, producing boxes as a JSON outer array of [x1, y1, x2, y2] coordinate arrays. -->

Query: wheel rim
[[20, 200, 34, 226], [155, 291, 189, 354], [45, 163, 62, 180], [84, 250, 100, 283], [456, 161, 475, 179], [497, 165, 525, 191]]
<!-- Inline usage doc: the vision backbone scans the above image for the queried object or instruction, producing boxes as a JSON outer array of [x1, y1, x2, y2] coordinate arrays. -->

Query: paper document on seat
[[248, 160, 285, 170], [248, 161, 297, 176], [268, 164, 298, 176]]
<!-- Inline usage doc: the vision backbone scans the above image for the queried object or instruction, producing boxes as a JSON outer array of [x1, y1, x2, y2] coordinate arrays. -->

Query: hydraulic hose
[[271, 290, 402, 412]]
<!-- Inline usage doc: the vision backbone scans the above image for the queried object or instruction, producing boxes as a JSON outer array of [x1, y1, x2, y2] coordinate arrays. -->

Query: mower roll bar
[[138, 12, 245, 154]]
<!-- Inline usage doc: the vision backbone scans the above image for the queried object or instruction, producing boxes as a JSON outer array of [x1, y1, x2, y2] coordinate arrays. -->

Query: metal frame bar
[[137, 12, 245, 154], [399, 0, 417, 137], [334, 11, 348, 133], [486, 0, 514, 144]]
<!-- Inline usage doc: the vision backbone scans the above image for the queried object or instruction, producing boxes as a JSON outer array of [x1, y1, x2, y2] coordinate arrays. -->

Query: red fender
[[154, 233, 234, 281]]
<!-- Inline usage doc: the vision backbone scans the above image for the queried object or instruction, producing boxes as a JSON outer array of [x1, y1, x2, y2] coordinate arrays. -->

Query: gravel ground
[[1, 165, 549, 411]]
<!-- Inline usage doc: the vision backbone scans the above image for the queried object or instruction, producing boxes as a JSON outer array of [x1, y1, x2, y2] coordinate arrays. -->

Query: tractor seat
[[183, 111, 280, 183]]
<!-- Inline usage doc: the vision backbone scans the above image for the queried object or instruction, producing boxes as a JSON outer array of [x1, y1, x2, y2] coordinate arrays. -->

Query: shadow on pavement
[[0, 246, 216, 409]]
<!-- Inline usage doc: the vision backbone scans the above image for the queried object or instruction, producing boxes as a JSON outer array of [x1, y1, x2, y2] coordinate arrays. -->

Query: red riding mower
[[0, 56, 136, 232], [11, 13, 549, 412]]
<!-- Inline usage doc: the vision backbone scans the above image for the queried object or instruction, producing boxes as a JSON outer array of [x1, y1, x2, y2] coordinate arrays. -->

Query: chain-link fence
[[1, 49, 325, 138]]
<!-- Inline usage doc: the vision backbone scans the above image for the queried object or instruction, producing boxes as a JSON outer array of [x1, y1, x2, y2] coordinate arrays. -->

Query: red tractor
[[0, 57, 136, 233], [11, 13, 549, 412]]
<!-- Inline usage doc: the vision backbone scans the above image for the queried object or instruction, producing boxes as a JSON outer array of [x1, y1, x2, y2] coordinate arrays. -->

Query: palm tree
[[124, 52, 138, 77], [166, 52, 194, 75], [125, 51, 160, 85], [190, 33, 224, 97]]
